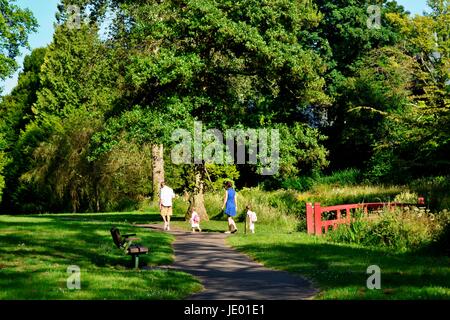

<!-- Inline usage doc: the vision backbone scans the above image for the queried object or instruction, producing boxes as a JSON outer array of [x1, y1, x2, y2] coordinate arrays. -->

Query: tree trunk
[[152, 144, 165, 202], [186, 164, 209, 221]]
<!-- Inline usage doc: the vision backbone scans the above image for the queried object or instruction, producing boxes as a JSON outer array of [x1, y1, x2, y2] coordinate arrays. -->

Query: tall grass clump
[[281, 168, 362, 191], [328, 207, 450, 253]]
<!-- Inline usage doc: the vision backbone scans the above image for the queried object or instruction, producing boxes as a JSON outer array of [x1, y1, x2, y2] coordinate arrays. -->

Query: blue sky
[[0, 0, 431, 95]]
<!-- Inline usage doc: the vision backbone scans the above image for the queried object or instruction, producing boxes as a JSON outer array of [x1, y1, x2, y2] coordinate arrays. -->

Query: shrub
[[328, 207, 442, 252], [394, 191, 419, 204], [410, 176, 450, 211]]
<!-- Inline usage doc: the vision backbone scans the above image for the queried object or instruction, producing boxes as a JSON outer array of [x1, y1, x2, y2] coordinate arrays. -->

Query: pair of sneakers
[[164, 222, 171, 231], [225, 225, 237, 234]]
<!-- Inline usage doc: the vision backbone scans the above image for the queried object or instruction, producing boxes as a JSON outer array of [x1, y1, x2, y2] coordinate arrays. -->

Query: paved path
[[139, 224, 318, 300]]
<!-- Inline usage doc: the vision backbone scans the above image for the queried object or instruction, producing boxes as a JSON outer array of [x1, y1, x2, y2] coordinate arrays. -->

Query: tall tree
[[316, 0, 408, 170], [0, 0, 37, 203], [366, 1, 450, 180], [70, 0, 331, 219], [0, 0, 37, 84], [18, 21, 120, 212], [0, 47, 46, 210]]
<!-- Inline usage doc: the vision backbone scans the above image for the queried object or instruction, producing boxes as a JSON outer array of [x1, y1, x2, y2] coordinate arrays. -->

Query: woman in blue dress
[[222, 181, 238, 233]]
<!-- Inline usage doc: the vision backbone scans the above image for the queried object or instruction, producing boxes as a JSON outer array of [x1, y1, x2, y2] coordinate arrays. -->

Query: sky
[[0, 0, 432, 95]]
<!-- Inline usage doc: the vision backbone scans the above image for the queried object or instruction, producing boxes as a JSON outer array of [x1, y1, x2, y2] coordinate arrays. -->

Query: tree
[[316, 0, 408, 170], [0, 0, 37, 84], [17, 21, 120, 212], [0, 0, 37, 202], [366, 1, 450, 180], [0, 47, 47, 210], [70, 0, 331, 219]]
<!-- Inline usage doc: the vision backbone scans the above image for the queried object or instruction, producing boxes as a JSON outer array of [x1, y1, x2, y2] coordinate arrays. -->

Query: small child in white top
[[246, 205, 257, 234], [190, 208, 202, 233]]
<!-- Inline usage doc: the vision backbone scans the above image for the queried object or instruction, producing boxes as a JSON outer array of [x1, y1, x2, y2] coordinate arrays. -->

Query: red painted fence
[[306, 202, 422, 235]]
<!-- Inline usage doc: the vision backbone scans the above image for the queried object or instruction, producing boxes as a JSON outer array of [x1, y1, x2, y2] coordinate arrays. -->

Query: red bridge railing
[[306, 202, 421, 236]]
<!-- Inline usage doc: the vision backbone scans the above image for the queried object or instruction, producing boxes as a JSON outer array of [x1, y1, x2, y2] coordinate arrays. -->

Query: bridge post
[[314, 203, 322, 235], [306, 203, 314, 234]]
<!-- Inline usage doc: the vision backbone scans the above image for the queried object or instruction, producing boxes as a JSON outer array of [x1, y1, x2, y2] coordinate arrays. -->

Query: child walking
[[246, 205, 257, 234], [190, 208, 202, 233]]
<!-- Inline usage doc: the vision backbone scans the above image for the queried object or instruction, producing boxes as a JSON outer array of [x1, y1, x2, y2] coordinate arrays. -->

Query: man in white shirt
[[159, 181, 175, 231]]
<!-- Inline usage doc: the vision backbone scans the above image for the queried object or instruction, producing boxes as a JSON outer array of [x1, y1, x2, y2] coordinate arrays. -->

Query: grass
[[0, 212, 202, 299]]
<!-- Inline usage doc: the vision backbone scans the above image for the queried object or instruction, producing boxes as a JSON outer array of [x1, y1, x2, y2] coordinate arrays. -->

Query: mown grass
[[0, 213, 202, 299]]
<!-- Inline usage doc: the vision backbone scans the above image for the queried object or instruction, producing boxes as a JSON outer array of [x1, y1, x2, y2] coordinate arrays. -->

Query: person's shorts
[[160, 206, 173, 217]]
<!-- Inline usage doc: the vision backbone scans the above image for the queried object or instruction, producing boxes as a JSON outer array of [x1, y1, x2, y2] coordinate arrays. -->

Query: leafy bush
[[410, 176, 450, 211], [394, 191, 419, 204]]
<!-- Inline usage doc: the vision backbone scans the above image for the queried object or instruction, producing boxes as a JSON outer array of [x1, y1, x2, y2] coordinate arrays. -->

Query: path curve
[[139, 224, 318, 300]]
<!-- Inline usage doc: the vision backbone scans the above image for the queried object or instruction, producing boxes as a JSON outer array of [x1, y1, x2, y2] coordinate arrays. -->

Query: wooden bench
[[110, 227, 149, 269]]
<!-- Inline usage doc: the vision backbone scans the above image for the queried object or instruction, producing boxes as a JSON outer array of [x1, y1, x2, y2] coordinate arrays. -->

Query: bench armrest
[[126, 237, 140, 242], [123, 233, 136, 237]]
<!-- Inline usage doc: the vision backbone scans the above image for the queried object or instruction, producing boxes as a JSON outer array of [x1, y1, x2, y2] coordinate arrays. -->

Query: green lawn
[[2, 211, 449, 300], [0, 213, 202, 299]]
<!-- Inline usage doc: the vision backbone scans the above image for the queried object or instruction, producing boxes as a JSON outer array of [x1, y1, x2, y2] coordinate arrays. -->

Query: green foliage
[[34, 24, 117, 118], [0, 0, 38, 82], [204, 164, 240, 192], [410, 176, 450, 211], [316, 168, 361, 186], [0, 149, 8, 202], [328, 208, 449, 252], [276, 122, 329, 178], [393, 191, 419, 204], [0, 48, 47, 211], [71, 0, 331, 128], [282, 169, 362, 192]]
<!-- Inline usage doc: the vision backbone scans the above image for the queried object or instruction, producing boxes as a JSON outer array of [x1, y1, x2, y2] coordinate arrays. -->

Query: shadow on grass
[[55, 213, 186, 224], [0, 215, 175, 268]]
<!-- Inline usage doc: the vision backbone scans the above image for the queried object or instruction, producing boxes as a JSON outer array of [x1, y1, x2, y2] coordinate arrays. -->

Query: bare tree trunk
[[96, 186, 100, 212], [186, 164, 209, 221], [152, 144, 165, 202]]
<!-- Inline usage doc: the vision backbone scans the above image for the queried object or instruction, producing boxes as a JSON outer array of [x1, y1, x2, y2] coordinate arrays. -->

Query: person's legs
[[166, 213, 171, 231], [161, 206, 171, 230], [161, 212, 168, 230], [229, 217, 237, 233], [225, 216, 232, 233]]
